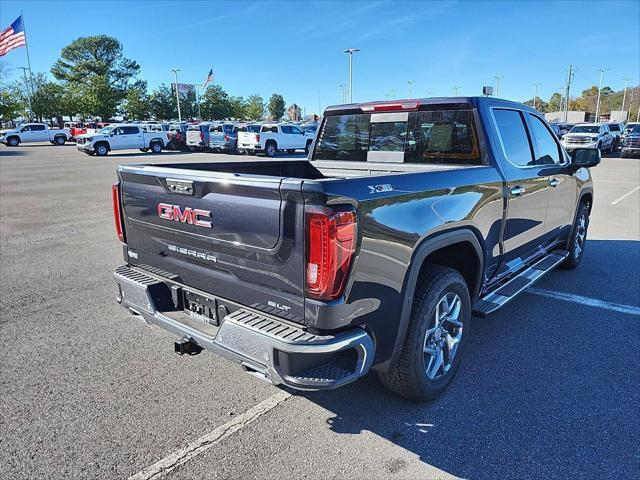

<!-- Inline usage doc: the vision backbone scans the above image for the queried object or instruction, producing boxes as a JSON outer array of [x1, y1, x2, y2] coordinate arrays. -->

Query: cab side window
[[492, 109, 533, 167], [280, 125, 292, 134], [527, 114, 561, 165], [32, 124, 46, 131]]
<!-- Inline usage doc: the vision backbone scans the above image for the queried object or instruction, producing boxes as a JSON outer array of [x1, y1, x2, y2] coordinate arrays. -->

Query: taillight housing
[[305, 207, 357, 300], [256, 134, 261, 143], [112, 182, 125, 242], [224, 133, 229, 142], [200, 132, 204, 140]]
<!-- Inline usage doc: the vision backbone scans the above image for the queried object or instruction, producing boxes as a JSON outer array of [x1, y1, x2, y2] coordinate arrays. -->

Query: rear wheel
[[150, 142, 163, 154], [561, 202, 590, 269], [265, 141, 277, 157], [55, 136, 66, 145], [378, 265, 471, 402]]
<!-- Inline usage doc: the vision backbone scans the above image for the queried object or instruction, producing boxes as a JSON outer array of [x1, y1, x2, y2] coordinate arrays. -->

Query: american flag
[[203, 68, 214, 88], [0, 15, 26, 57]]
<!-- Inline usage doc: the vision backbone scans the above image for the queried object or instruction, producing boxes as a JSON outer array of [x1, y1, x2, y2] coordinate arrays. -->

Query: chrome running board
[[473, 250, 569, 317]]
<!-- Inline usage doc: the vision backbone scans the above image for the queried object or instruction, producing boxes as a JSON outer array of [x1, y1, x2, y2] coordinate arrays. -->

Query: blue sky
[[1, 0, 639, 114]]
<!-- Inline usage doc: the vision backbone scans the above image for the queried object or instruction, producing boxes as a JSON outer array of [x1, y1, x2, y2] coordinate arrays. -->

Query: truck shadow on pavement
[[0, 150, 25, 156], [296, 239, 639, 479]]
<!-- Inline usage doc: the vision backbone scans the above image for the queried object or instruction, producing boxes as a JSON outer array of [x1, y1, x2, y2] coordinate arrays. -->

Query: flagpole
[[21, 10, 35, 120]]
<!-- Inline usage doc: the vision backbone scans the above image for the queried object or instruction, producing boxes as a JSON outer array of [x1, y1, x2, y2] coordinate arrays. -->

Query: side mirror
[[110, 131, 115, 137], [570, 147, 601, 169]]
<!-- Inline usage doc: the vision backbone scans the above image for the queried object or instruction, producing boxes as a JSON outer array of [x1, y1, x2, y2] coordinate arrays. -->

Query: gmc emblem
[[157, 203, 212, 228]]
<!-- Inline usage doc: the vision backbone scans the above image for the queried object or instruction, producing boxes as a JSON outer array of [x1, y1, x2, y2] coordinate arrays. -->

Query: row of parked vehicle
[[549, 121, 640, 158]]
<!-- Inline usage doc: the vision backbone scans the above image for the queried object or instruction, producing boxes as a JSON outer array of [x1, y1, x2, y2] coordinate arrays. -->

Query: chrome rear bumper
[[113, 265, 374, 390]]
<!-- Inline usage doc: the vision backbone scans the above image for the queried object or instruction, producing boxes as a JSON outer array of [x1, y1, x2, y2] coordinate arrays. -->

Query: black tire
[[55, 136, 66, 145], [265, 141, 277, 157], [150, 142, 162, 154], [561, 202, 590, 269], [7, 136, 19, 147], [95, 143, 109, 156], [140, 148, 149, 152], [378, 265, 471, 402], [305, 140, 312, 155]]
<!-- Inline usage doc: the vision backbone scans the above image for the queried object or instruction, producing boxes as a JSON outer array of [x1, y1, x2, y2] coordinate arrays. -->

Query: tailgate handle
[[166, 178, 194, 195]]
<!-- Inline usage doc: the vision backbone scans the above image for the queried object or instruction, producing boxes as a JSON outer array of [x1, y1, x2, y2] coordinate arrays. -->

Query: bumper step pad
[[473, 250, 568, 317]]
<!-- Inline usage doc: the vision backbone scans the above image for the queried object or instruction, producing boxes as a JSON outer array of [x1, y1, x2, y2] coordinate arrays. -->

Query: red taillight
[[256, 134, 261, 143], [112, 182, 125, 242], [306, 208, 357, 300], [224, 133, 229, 141], [200, 132, 204, 140]]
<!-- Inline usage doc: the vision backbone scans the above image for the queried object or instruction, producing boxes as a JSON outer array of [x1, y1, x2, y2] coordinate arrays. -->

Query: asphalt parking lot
[[1, 144, 638, 480]]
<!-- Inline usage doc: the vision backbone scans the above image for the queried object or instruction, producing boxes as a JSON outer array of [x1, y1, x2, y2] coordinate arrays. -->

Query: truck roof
[[324, 96, 538, 115]]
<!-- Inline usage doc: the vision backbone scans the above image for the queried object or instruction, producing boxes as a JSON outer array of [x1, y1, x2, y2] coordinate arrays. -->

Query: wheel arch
[[376, 229, 484, 373]]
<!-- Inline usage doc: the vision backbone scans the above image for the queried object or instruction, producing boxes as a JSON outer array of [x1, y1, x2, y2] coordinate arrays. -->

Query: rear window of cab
[[313, 109, 480, 164]]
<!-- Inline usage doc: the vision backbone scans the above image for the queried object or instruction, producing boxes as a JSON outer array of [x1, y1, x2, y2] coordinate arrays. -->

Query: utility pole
[[564, 65, 573, 122], [171, 69, 182, 122], [407, 80, 415, 99], [493, 74, 504, 97], [532, 83, 542, 110], [452, 86, 461, 96], [621, 77, 632, 121], [595, 67, 610, 122], [385, 93, 391, 100], [19, 67, 33, 120], [343, 48, 360, 103], [390, 89, 398, 100]]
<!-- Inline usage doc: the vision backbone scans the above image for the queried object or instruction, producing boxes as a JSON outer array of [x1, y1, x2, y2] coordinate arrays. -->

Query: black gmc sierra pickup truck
[[112, 97, 600, 401]]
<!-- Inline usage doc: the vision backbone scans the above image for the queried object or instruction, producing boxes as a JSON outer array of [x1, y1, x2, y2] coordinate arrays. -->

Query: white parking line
[[129, 390, 291, 480], [610, 185, 640, 205], [527, 288, 640, 315]]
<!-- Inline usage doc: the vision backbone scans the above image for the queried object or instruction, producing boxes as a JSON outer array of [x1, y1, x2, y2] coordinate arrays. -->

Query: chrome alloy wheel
[[423, 293, 464, 380], [574, 212, 587, 259]]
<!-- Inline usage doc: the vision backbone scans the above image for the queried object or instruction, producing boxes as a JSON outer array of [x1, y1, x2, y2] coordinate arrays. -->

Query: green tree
[[547, 92, 562, 112], [245, 94, 264, 120], [123, 81, 150, 120], [200, 85, 232, 119], [52, 35, 140, 120], [0, 90, 23, 121], [149, 84, 177, 120], [523, 97, 547, 112], [228, 96, 246, 119], [267, 93, 285, 120]]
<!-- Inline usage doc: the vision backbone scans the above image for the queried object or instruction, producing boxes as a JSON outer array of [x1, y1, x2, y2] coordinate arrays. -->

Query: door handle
[[549, 178, 559, 188], [510, 186, 525, 196]]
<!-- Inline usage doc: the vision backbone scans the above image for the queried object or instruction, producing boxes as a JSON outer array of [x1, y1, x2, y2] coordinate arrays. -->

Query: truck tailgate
[[117, 164, 306, 322], [238, 131, 258, 145]]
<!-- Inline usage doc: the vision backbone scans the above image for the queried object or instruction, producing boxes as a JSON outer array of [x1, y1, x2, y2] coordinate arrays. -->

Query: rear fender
[[376, 229, 483, 373]]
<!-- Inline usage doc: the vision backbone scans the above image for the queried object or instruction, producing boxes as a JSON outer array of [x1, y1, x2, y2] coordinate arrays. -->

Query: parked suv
[[561, 123, 614, 154]]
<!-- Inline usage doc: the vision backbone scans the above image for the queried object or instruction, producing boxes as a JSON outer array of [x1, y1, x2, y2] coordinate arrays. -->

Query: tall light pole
[[390, 89, 398, 100], [343, 48, 360, 103], [19, 67, 33, 120], [532, 83, 542, 110], [621, 77, 632, 120], [171, 68, 182, 122], [452, 86, 461, 96], [595, 67, 610, 122], [407, 80, 415, 99], [339, 84, 347, 103], [493, 74, 504, 97], [385, 93, 391, 100]]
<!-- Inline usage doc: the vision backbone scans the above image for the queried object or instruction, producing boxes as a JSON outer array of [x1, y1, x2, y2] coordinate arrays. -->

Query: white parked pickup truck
[[76, 124, 169, 156], [0, 123, 71, 146], [237, 123, 312, 157]]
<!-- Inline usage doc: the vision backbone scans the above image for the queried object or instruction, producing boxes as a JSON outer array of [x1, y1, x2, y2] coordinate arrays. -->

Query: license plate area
[[183, 290, 219, 326]]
